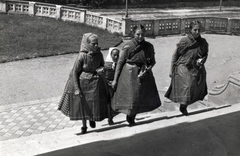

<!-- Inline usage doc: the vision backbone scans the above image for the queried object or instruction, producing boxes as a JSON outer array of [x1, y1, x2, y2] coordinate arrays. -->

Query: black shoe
[[108, 119, 114, 125], [89, 121, 96, 128], [126, 115, 135, 126], [81, 127, 87, 134], [179, 105, 188, 116], [126, 115, 131, 124], [131, 115, 136, 125]]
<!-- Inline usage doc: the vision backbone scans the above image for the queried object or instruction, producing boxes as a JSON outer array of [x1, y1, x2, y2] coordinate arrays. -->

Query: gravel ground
[[0, 34, 240, 106]]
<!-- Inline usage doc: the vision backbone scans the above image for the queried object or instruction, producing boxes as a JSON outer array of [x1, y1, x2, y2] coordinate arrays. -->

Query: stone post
[[205, 18, 211, 33], [80, 10, 86, 23], [29, 2, 35, 16], [153, 20, 160, 36], [0, 0, 7, 13], [226, 18, 232, 35], [122, 17, 132, 36], [180, 18, 186, 34], [55, 5, 62, 20], [102, 16, 108, 30]]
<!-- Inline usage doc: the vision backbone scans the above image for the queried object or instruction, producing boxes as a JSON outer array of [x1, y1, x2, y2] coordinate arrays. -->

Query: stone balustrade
[[0, 0, 240, 36]]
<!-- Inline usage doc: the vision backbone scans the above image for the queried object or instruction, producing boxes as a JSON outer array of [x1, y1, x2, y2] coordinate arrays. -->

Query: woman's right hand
[[111, 80, 117, 91], [74, 90, 82, 97]]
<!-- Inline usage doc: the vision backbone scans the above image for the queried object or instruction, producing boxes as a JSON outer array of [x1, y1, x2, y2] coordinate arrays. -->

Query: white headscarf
[[80, 33, 98, 52], [105, 47, 119, 62]]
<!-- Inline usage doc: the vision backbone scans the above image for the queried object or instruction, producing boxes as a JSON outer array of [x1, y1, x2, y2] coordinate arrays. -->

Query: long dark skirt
[[165, 64, 208, 104], [58, 72, 109, 121], [111, 63, 161, 115]]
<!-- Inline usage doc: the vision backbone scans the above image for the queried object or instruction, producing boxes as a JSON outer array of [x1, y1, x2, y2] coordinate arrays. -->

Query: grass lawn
[[0, 13, 122, 63]]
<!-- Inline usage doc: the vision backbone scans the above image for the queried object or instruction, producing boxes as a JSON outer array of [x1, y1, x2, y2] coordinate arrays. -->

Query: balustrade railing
[[61, 6, 85, 23], [0, 0, 240, 36], [230, 19, 240, 33], [107, 18, 122, 34], [35, 3, 56, 18], [158, 19, 181, 35], [7, 0, 29, 14], [86, 13, 103, 27]]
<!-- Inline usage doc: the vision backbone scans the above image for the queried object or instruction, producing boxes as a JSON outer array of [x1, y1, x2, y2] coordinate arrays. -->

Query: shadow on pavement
[[37, 111, 240, 156]]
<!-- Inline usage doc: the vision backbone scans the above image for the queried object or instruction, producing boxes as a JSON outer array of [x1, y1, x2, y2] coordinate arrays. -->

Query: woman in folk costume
[[111, 25, 161, 126], [165, 21, 209, 115], [58, 33, 109, 134]]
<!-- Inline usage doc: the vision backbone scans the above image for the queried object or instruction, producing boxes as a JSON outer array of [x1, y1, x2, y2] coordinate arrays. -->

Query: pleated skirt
[[58, 72, 109, 121]]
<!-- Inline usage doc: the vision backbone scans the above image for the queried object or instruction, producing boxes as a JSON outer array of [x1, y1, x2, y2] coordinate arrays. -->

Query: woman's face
[[89, 38, 98, 51], [134, 29, 145, 42], [111, 49, 119, 63], [190, 24, 201, 38]]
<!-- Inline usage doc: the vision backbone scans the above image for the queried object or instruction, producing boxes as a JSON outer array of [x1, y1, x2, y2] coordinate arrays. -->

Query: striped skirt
[[58, 72, 109, 121]]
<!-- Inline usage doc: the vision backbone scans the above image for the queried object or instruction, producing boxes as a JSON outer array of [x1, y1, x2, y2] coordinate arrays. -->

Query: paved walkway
[[0, 100, 77, 141], [0, 94, 229, 142], [1, 103, 240, 156]]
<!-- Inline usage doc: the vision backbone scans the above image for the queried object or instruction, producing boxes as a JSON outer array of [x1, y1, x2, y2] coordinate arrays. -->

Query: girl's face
[[111, 49, 119, 63], [190, 24, 201, 39], [89, 38, 98, 51], [134, 29, 145, 42]]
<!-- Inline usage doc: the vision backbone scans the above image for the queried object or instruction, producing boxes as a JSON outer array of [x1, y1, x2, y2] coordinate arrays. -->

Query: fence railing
[[129, 17, 240, 36], [1, 0, 240, 36]]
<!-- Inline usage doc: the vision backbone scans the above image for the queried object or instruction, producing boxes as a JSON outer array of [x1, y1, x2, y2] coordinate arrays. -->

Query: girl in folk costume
[[105, 48, 120, 82], [104, 48, 120, 125], [111, 25, 161, 126], [58, 33, 109, 134], [165, 21, 209, 115]]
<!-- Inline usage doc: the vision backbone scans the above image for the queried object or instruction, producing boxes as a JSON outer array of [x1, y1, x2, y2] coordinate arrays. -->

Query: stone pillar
[[153, 20, 160, 36], [226, 18, 232, 35], [122, 17, 132, 36], [55, 5, 62, 20], [205, 18, 211, 33], [29, 2, 35, 16], [180, 18, 186, 34], [102, 16, 108, 30], [80, 10, 86, 23], [0, 0, 7, 13]]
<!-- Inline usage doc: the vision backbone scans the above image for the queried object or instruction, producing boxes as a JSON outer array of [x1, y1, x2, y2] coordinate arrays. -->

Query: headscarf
[[80, 33, 98, 53]]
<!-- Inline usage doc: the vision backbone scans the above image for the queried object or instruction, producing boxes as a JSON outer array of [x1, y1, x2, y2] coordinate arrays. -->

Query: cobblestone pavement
[[0, 101, 82, 141], [0, 97, 214, 142]]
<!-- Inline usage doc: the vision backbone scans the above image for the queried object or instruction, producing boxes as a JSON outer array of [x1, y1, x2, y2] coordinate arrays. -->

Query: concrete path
[[1, 34, 240, 106]]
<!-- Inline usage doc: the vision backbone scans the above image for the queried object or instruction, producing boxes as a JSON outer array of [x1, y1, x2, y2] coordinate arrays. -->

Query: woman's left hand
[[196, 58, 203, 66]]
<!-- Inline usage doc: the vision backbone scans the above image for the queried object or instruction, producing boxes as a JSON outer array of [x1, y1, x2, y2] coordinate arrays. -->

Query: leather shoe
[[81, 127, 87, 134], [108, 119, 114, 125], [126, 115, 135, 126], [179, 105, 188, 116], [89, 121, 96, 128]]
